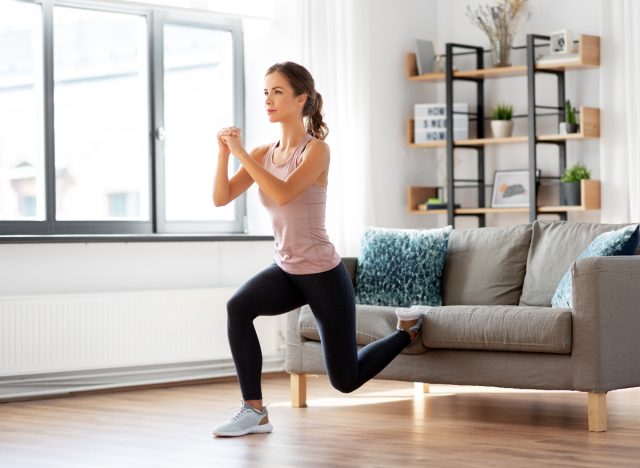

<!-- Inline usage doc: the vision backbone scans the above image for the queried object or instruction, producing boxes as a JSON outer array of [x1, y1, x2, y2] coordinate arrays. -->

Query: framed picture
[[491, 169, 540, 208], [549, 30, 575, 55]]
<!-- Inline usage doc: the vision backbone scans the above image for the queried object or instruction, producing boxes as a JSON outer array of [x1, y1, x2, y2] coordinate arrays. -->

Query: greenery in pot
[[560, 99, 579, 134], [565, 100, 578, 125], [560, 163, 590, 206], [491, 103, 513, 120], [561, 163, 590, 182], [490, 103, 514, 138]]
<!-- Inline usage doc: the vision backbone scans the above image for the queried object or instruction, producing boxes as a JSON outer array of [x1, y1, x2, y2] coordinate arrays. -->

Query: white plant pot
[[491, 120, 513, 138]]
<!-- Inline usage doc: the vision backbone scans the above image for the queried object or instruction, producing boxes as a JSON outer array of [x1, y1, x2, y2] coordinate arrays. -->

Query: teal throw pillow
[[551, 224, 639, 308], [355, 225, 452, 307]]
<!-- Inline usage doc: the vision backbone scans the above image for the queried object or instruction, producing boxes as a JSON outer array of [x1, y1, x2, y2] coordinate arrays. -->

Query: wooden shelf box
[[407, 186, 439, 213]]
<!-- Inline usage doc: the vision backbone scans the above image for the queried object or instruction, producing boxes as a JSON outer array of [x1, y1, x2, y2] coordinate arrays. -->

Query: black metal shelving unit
[[443, 33, 572, 227]]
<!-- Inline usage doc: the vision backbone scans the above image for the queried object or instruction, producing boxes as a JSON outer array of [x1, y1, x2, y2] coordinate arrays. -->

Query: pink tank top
[[258, 133, 342, 274]]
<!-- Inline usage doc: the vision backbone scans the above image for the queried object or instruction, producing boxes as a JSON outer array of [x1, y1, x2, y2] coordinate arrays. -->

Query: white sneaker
[[212, 401, 273, 437], [396, 306, 430, 342]]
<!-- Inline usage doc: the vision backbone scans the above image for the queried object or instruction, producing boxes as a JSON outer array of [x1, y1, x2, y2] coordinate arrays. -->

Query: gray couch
[[285, 220, 640, 432]]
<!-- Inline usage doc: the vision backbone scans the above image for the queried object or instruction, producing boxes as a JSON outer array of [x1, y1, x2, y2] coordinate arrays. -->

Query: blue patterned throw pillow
[[551, 224, 639, 308], [355, 225, 453, 307]]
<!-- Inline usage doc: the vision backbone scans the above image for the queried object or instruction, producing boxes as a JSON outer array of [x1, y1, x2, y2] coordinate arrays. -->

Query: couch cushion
[[354, 226, 452, 307], [298, 304, 428, 354], [442, 224, 532, 305], [422, 305, 572, 354], [520, 221, 636, 307], [298, 303, 571, 355], [551, 224, 640, 308]]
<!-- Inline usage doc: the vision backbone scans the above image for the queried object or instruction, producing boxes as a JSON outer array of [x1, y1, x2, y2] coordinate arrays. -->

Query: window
[[156, 14, 244, 233], [53, 7, 150, 222], [0, 0, 244, 237], [0, 1, 45, 221]]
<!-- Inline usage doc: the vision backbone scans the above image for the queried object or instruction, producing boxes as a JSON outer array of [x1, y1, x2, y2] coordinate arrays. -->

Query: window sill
[[0, 234, 274, 244]]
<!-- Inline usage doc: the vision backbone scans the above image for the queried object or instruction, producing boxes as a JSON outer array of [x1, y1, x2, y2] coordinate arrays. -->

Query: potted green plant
[[559, 100, 579, 134], [560, 163, 590, 205], [490, 103, 514, 138]]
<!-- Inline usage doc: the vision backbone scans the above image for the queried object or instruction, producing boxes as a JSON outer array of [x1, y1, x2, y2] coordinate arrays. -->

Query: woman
[[212, 62, 423, 437]]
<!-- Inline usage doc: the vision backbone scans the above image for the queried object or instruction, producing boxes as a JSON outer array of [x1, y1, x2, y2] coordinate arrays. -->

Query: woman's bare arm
[[224, 136, 329, 206], [213, 144, 270, 207]]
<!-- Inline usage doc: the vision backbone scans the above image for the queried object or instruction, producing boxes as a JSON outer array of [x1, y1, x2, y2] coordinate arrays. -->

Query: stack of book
[[417, 198, 461, 211]]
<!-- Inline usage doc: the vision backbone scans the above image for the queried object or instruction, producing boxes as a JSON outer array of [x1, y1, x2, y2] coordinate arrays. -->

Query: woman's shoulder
[[250, 143, 274, 163], [305, 137, 330, 156]]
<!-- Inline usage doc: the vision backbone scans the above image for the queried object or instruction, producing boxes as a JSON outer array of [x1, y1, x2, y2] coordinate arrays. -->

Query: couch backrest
[[519, 220, 636, 307], [441, 224, 533, 305]]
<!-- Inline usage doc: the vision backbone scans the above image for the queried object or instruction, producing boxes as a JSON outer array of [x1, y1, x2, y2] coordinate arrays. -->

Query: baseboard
[[0, 353, 285, 402]]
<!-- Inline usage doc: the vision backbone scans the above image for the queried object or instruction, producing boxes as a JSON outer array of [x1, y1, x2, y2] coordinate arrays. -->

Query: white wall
[[0, 241, 273, 296], [365, 0, 442, 229]]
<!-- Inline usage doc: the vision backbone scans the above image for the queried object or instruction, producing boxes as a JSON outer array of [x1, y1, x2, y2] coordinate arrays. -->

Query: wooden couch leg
[[414, 382, 430, 394], [291, 373, 307, 408], [587, 392, 607, 432]]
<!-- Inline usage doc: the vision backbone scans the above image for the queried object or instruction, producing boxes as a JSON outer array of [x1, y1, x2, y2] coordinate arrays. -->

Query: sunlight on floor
[[270, 378, 571, 409]]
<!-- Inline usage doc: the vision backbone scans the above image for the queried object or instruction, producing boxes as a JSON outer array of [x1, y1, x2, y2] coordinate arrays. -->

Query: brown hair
[[265, 62, 329, 140]]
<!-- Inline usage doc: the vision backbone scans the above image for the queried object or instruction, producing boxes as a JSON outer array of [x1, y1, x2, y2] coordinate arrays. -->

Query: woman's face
[[264, 71, 306, 123]]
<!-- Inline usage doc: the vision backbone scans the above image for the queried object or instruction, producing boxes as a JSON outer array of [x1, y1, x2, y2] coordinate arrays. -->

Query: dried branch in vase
[[465, 0, 530, 67]]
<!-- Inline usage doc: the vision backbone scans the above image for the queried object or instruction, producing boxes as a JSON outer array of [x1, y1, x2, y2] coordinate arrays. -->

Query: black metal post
[[526, 34, 540, 223], [445, 43, 455, 226], [557, 72, 567, 206], [476, 46, 486, 227]]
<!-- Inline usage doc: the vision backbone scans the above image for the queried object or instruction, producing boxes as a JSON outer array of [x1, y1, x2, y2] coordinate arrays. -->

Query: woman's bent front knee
[[328, 375, 359, 394], [226, 293, 257, 325]]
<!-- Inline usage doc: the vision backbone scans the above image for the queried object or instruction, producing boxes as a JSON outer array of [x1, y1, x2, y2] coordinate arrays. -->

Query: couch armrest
[[342, 257, 358, 286], [571, 256, 640, 391]]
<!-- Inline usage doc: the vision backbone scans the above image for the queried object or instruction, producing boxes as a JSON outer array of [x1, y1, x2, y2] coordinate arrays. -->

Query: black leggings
[[226, 261, 411, 400]]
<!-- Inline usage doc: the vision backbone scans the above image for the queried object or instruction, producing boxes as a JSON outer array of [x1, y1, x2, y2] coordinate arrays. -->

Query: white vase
[[491, 120, 513, 138]]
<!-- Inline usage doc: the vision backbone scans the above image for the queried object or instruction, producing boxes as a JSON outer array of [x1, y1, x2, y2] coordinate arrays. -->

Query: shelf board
[[407, 108, 600, 148], [455, 65, 528, 79], [458, 136, 529, 146], [411, 205, 599, 215], [406, 35, 600, 82], [410, 181, 601, 214]]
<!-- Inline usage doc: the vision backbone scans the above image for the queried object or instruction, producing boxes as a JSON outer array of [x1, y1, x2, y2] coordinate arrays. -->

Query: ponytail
[[304, 91, 329, 140]]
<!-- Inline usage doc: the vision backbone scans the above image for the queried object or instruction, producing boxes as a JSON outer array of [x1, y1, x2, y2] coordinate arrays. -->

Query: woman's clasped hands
[[217, 126, 244, 156]]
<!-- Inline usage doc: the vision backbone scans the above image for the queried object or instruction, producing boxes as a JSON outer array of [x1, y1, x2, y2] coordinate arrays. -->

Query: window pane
[[0, 1, 45, 220], [53, 7, 149, 221], [163, 24, 235, 221]]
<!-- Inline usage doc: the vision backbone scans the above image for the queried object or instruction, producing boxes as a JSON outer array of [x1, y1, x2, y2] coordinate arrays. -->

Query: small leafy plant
[[491, 103, 513, 120], [561, 163, 591, 182], [564, 100, 577, 125]]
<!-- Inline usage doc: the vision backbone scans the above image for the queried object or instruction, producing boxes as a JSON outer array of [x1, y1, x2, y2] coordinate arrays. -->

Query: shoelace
[[231, 407, 252, 422]]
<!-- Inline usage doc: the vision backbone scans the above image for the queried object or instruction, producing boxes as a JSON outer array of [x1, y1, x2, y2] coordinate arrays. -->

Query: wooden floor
[[1, 373, 640, 467]]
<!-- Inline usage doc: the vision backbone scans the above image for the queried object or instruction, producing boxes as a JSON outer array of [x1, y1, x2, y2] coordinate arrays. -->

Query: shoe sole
[[395, 307, 422, 320], [213, 423, 273, 438]]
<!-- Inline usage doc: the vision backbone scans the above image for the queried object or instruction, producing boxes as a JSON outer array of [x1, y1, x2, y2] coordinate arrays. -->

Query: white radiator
[[0, 289, 285, 400]]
